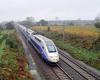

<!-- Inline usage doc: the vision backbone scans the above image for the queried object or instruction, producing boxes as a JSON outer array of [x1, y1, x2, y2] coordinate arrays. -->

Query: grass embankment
[[0, 30, 33, 80], [32, 26, 100, 70], [54, 40, 100, 70]]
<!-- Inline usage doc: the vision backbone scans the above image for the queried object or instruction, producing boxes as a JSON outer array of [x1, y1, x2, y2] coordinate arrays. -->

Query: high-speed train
[[18, 25, 59, 63]]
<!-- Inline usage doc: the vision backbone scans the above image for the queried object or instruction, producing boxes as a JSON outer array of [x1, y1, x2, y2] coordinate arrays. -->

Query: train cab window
[[34, 37, 41, 43], [47, 45, 56, 53]]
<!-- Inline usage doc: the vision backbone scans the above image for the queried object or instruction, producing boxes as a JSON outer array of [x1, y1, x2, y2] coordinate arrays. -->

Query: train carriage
[[18, 25, 59, 63], [30, 35, 59, 63]]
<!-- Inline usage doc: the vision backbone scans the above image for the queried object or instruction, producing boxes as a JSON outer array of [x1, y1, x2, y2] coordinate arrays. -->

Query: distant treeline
[[0, 21, 15, 29]]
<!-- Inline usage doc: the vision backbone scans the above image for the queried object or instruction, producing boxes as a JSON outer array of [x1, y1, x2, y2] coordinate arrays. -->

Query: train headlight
[[49, 56, 59, 59], [49, 56, 53, 58]]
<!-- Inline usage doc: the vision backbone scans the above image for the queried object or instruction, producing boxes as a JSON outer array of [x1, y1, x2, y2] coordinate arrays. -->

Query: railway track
[[58, 48, 100, 80], [51, 64, 73, 80], [18, 26, 100, 80], [20, 30, 71, 80], [28, 41, 73, 80], [20, 32, 73, 80]]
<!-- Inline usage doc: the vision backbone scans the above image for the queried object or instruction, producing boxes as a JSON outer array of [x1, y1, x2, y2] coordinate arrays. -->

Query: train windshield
[[47, 45, 56, 53], [45, 41, 56, 53]]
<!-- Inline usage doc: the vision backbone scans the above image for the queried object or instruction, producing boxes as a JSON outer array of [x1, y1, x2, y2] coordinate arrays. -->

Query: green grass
[[54, 40, 97, 59], [1, 50, 18, 72], [0, 30, 32, 80], [0, 32, 8, 50], [0, 31, 7, 64]]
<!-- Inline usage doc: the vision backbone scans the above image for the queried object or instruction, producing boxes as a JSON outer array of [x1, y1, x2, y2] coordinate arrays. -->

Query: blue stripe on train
[[20, 30, 26, 38], [30, 39, 48, 61], [22, 31, 28, 40], [21, 30, 49, 62]]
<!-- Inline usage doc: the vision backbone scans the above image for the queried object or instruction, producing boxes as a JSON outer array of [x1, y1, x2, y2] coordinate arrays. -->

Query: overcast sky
[[0, 0, 100, 21]]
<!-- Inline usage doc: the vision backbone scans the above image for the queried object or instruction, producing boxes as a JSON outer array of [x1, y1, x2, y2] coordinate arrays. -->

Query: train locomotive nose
[[48, 55, 59, 63]]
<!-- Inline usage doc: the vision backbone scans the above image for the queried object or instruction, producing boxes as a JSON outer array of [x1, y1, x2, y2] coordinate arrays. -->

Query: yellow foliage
[[32, 26, 48, 31], [32, 25, 100, 39], [0, 68, 15, 80]]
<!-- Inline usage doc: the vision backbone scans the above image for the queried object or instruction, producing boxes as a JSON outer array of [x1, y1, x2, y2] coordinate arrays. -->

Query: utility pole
[[48, 21, 50, 32], [55, 17, 59, 26], [62, 22, 65, 42]]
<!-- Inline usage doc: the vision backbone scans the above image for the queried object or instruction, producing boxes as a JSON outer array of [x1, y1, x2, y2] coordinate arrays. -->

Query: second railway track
[[58, 48, 100, 80], [51, 64, 73, 80]]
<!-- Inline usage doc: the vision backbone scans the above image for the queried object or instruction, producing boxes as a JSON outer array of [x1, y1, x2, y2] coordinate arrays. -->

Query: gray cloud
[[0, 0, 100, 21]]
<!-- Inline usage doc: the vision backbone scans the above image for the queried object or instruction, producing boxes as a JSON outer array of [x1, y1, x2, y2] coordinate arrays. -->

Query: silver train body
[[18, 25, 59, 63]]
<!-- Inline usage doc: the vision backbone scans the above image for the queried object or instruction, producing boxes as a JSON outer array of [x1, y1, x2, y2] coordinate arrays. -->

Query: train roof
[[26, 29, 39, 35], [27, 29, 34, 34], [34, 35, 52, 42]]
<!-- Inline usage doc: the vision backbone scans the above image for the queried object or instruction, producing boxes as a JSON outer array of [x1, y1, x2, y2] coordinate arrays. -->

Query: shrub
[[95, 22, 100, 29], [6, 37, 18, 49], [92, 35, 100, 51]]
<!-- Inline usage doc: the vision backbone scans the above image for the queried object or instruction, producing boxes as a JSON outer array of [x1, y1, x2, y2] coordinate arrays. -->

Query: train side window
[[35, 37, 41, 43]]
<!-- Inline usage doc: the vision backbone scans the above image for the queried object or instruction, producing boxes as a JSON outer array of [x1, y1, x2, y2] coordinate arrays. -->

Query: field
[[32, 25, 100, 70], [0, 30, 33, 80], [32, 25, 99, 38]]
